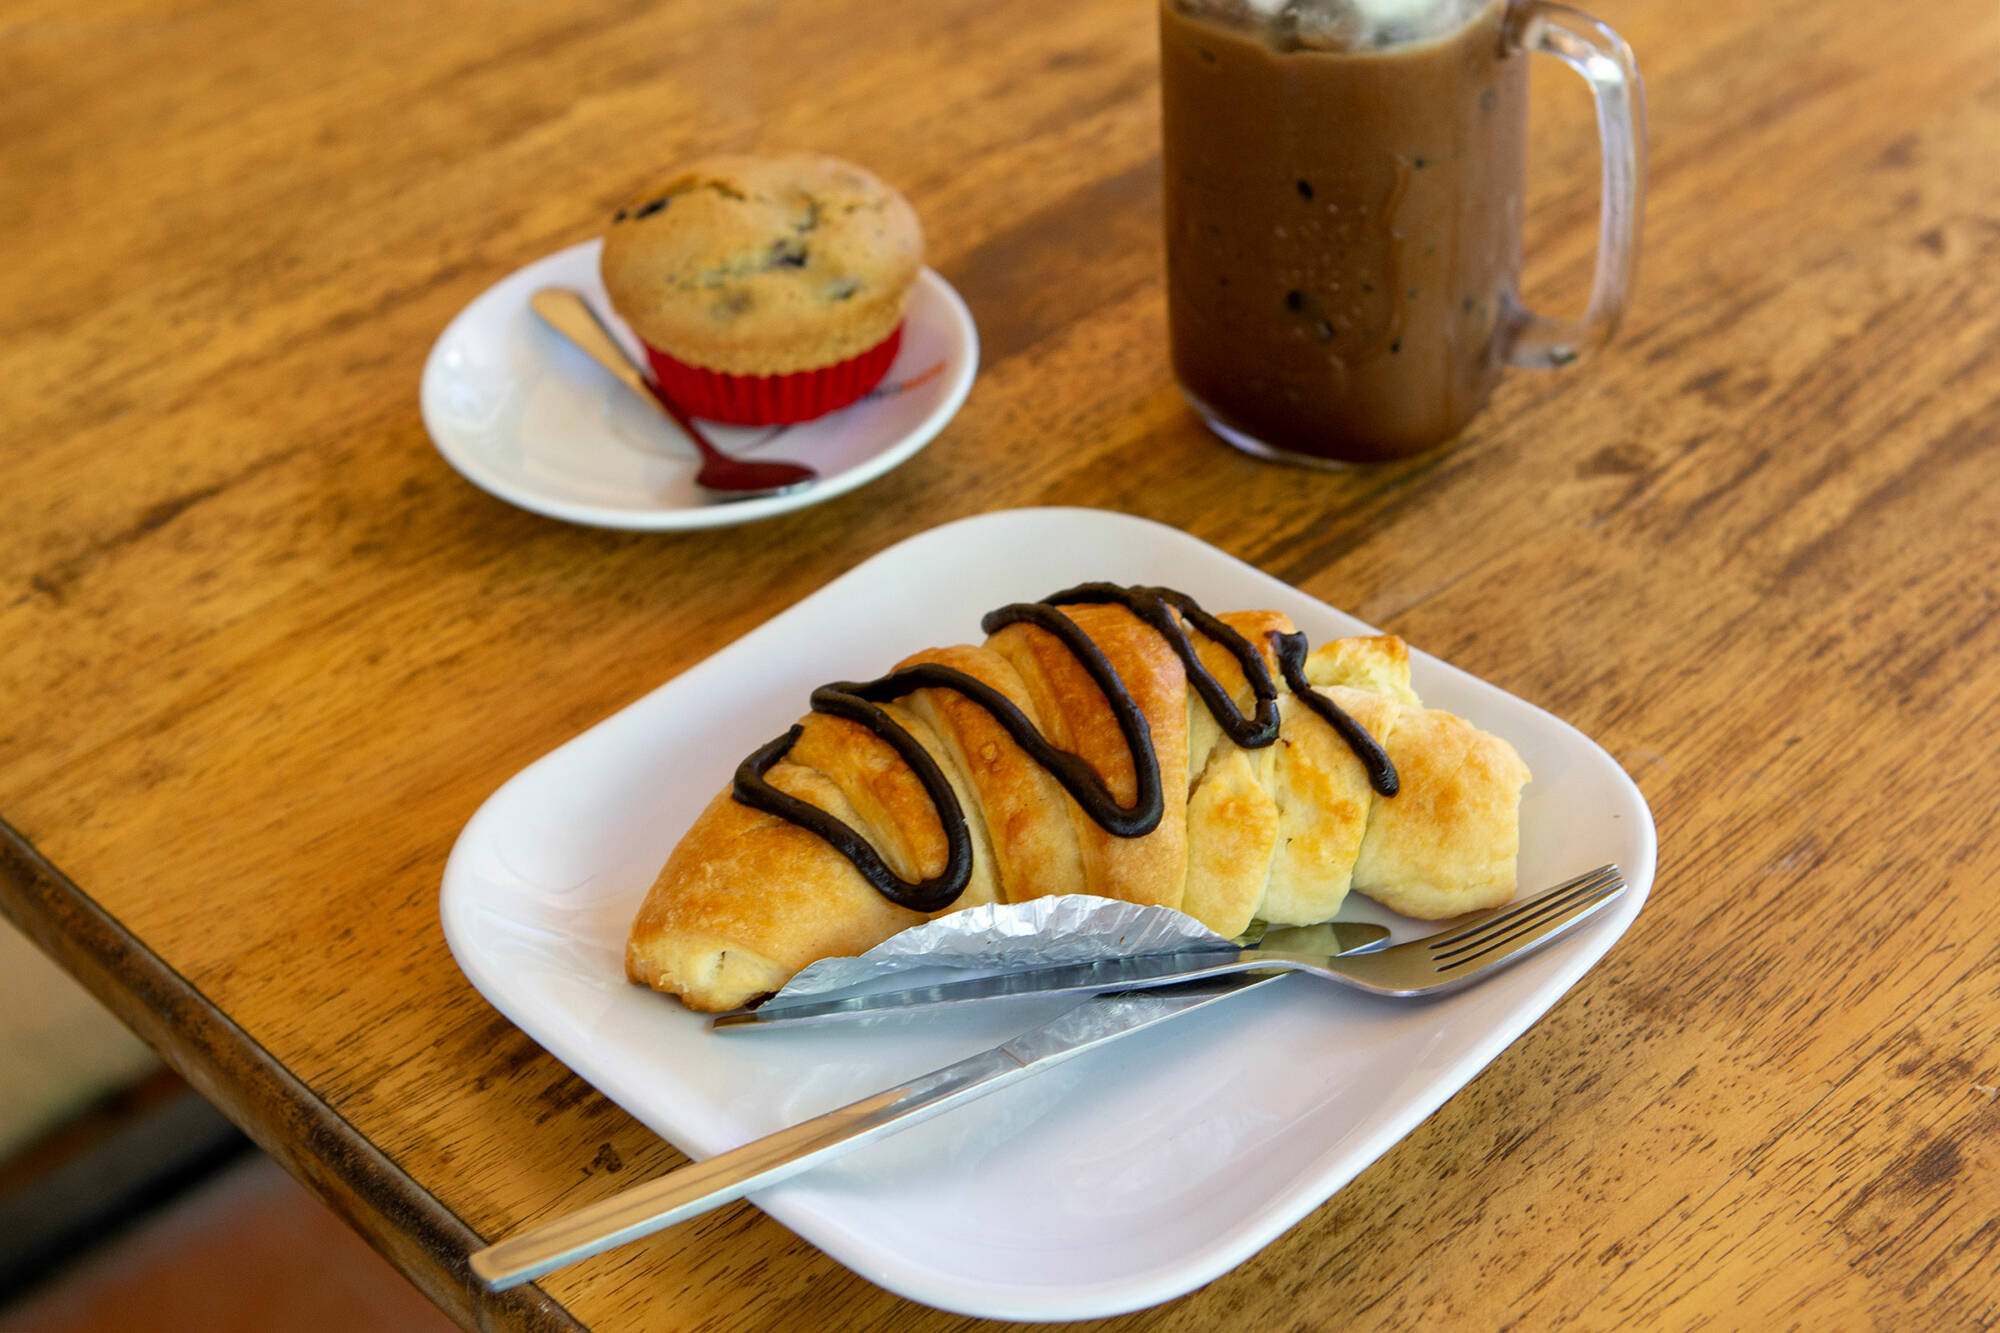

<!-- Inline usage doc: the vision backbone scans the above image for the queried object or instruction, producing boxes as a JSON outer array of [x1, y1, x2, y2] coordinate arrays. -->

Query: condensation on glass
[[1161, 0, 1645, 464]]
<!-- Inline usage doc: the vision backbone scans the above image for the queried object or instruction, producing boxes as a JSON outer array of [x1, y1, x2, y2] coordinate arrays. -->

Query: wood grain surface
[[4, 0, 1999, 1327]]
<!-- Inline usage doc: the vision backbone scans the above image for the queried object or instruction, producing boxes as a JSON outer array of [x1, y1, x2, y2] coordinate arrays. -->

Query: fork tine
[[1311, 864, 1627, 997], [1423, 865, 1621, 960], [1429, 866, 1625, 974]]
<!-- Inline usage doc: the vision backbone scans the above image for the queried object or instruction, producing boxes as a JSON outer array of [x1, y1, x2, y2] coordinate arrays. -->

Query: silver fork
[[1288, 863, 1626, 996]]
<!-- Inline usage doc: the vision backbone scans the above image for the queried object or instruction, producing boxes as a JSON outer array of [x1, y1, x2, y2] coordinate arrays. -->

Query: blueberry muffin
[[599, 153, 924, 424]]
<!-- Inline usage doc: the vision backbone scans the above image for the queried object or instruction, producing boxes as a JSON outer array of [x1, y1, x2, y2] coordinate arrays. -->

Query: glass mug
[[1160, 0, 1645, 464]]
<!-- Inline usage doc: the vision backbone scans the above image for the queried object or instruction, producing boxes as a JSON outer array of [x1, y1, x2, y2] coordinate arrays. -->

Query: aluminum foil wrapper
[[770, 895, 1229, 1002]]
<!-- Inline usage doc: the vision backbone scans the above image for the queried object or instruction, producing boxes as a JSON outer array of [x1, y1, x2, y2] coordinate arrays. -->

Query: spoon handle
[[529, 288, 662, 409], [528, 284, 817, 499]]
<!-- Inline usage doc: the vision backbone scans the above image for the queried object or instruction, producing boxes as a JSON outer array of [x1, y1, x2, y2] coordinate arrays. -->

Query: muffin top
[[599, 153, 924, 376]]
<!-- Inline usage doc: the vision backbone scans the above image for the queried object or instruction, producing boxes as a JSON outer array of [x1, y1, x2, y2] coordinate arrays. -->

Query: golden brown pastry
[[626, 584, 1530, 1011], [600, 152, 922, 377]]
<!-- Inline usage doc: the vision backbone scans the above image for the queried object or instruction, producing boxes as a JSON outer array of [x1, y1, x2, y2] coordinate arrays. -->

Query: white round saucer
[[419, 240, 978, 530]]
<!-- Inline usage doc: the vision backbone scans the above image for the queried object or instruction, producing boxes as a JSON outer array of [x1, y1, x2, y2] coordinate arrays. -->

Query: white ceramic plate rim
[[418, 242, 978, 530], [440, 507, 1657, 1320]]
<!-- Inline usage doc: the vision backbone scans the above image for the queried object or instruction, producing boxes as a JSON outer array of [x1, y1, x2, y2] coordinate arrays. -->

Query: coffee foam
[[1181, 0, 1489, 51]]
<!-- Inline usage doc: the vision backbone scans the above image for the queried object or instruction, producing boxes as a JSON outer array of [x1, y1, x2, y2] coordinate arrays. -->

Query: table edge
[[0, 817, 586, 1333]]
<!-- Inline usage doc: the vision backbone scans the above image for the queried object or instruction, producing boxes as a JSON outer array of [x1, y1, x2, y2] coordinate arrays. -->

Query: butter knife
[[471, 971, 1285, 1292], [711, 919, 1389, 1032]]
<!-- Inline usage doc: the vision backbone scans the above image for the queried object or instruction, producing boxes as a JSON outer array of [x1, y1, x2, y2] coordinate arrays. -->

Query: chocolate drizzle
[[1269, 630, 1400, 796], [976, 601, 1163, 834], [1043, 583, 1281, 748], [731, 584, 1399, 910], [735, 683, 974, 913]]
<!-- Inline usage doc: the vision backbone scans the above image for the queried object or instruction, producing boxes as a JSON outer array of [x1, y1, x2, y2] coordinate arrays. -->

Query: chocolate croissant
[[626, 584, 1530, 1011]]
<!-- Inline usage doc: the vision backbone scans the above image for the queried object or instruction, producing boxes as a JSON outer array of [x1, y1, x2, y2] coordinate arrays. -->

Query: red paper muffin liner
[[643, 325, 903, 426]]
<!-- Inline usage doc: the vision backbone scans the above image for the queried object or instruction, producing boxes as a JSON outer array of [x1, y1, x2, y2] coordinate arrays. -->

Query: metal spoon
[[530, 287, 817, 499]]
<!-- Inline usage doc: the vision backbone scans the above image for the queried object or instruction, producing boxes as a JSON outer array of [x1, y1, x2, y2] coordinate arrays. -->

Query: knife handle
[[473, 973, 1284, 1290], [470, 1046, 1023, 1291]]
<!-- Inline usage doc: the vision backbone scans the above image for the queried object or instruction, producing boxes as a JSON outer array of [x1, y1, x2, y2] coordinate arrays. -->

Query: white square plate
[[440, 507, 1656, 1320]]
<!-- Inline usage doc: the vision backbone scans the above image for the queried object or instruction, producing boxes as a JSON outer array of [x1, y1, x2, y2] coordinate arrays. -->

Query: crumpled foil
[[770, 895, 1230, 1001]]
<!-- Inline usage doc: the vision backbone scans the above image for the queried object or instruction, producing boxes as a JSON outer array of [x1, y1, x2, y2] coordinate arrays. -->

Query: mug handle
[[1504, 1, 1647, 370]]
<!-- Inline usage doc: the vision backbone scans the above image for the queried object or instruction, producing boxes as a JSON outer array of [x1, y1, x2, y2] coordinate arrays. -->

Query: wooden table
[[5, 0, 1997, 1326]]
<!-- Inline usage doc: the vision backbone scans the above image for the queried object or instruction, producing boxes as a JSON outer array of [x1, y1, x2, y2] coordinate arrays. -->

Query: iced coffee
[[1161, 0, 1529, 462]]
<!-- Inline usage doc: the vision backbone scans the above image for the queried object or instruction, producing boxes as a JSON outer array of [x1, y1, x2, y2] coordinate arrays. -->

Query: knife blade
[[711, 919, 1389, 1032], [471, 970, 1287, 1291]]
